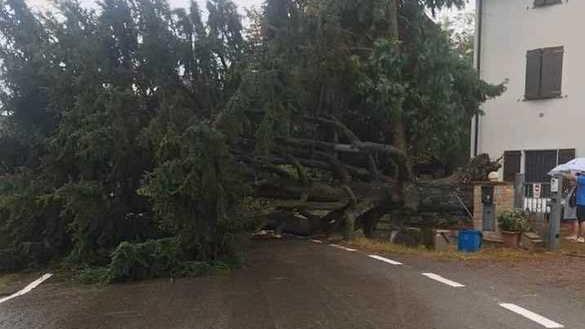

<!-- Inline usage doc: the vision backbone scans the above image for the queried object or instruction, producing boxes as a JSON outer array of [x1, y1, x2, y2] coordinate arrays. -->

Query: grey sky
[[172, 0, 263, 11], [27, 0, 265, 12], [27, 0, 472, 17]]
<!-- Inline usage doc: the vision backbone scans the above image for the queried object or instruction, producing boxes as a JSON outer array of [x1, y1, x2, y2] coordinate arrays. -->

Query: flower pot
[[501, 231, 521, 249]]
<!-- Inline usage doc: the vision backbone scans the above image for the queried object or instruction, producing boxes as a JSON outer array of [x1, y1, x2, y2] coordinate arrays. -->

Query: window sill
[[522, 95, 565, 102], [532, 5, 562, 9], [532, 0, 564, 9]]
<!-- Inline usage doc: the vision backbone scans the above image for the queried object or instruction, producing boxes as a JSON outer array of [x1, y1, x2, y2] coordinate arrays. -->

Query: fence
[[522, 182, 551, 214]]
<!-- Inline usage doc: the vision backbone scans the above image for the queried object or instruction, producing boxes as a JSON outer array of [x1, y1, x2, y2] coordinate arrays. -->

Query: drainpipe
[[473, 0, 484, 157]]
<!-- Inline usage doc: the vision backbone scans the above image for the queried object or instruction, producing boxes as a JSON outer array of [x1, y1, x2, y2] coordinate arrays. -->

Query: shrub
[[138, 124, 248, 260], [177, 261, 212, 277], [105, 238, 243, 283], [0, 171, 67, 267], [76, 266, 110, 284], [0, 248, 20, 272], [498, 210, 530, 232], [108, 238, 182, 282]]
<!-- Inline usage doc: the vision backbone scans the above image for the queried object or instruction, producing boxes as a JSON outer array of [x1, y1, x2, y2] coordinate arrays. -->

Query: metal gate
[[522, 150, 557, 214], [523, 182, 551, 213]]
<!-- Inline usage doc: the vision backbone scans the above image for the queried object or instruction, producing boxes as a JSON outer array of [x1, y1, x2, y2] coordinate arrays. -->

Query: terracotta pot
[[501, 231, 521, 249]]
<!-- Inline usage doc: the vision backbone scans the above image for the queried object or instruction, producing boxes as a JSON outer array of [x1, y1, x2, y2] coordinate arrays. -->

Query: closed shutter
[[534, 0, 562, 6], [525, 49, 542, 100], [558, 148, 576, 165], [525, 150, 558, 183], [503, 151, 522, 182], [540, 46, 564, 98]]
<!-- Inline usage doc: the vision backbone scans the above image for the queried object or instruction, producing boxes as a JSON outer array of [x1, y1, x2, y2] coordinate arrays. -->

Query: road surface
[[0, 239, 583, 329]]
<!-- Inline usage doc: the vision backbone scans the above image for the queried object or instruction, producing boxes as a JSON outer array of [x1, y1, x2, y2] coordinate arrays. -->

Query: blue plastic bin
[[458, 229, 482, 253]]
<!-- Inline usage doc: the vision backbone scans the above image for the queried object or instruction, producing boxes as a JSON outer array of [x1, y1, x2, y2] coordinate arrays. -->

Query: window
[[520, 149, 574, 200], [534, 0, 562, 7], [525, 150, 558, 183], [525, 46, 564, 100], [558, 148, 576, 165], [504, 149, 574, 181], [524, 149, 575, 183]]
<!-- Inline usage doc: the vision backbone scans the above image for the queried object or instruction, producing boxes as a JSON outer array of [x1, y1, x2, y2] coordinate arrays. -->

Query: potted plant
[[498, 210, 530, 248]]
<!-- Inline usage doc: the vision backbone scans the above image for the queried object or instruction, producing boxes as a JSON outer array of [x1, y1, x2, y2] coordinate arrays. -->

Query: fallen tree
[[0, 0, 505, 272], [234, 115, 501, 238], [223, 0, 504, 239]]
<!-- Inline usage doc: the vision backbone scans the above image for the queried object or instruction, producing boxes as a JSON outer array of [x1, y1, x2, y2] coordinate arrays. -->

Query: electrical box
[[481, 186, 494, 205], [481, 185, 496, 231]]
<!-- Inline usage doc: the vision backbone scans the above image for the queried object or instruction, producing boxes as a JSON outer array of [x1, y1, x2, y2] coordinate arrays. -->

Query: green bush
[[76, 266, 110, 284], [108, 238, 182, 282], [105, 238, 244, 283], [498, 210, 530, 232], [177, 261, 212, 277], [138, 124, 248, 261], [0, 172, 67, 267], [0, 248, 20, 272]]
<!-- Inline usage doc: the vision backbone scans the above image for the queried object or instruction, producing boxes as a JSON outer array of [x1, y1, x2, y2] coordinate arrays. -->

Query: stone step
[[521, 234, 545, 252], [524, 232, 541, 240]]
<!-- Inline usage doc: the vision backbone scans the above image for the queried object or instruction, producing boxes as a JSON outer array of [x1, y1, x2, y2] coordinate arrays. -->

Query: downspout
[[474, 0, 484, 157]]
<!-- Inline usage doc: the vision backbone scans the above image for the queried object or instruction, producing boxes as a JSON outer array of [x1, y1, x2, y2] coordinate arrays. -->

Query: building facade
[[472, 0, 580, 204]]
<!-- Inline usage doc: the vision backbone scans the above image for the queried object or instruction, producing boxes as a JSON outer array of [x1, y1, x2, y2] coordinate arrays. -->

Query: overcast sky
[[26, 0, 264, 12], [27, 0, 473, 17]]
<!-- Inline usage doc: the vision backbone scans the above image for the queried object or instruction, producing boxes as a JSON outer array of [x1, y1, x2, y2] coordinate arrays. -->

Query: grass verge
[[0, 273, 19, 292], [346, 237, 553, 262]]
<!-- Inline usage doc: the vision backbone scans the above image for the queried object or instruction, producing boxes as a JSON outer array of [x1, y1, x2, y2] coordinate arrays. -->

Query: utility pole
[[547, 174, 563, 250]]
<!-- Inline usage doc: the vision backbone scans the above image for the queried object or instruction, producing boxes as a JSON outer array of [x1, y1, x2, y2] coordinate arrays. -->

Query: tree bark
[[234, 114, 500, 237]]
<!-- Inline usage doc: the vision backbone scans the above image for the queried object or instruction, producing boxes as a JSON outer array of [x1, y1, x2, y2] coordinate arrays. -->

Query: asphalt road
[[0, 239, 584, 329]]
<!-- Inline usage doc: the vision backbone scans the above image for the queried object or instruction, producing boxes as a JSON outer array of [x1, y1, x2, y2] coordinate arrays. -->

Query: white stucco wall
[[475, 0, 584, 163]]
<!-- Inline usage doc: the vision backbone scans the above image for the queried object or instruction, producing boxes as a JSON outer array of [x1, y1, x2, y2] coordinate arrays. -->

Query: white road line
[[0, 273, 53, 305], [368, 255, 403, 265], [329, 244, 357, 252], [311, 239, 323, 244], [421, 273, 465, 288], [500, 303, 564, 328]]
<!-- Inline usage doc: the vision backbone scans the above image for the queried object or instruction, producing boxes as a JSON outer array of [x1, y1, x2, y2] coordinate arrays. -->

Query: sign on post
[[551, 177, 560, 193], [533, 183, 542, 199]]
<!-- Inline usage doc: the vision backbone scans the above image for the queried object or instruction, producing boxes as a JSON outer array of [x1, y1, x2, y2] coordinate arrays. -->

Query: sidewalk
[[560, 223, 585, 257]]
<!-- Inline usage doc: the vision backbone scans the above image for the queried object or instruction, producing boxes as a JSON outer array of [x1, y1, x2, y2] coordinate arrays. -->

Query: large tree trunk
[[257, 178, 475, 236], [235, 114, 499, 238]]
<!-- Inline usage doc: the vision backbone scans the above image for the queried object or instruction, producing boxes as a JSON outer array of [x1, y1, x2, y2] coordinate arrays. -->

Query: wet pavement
[[1, 239, 584, 328]]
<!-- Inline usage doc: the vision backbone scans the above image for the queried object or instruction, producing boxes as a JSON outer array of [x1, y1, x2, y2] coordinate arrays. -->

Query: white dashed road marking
[[316, 242, 564, 329], [0, 273, 53, 305], [368, 255, 403, 265], [499, 303, 564, 328], [421, 273, 465, 288], [329, 244, 357, 252]]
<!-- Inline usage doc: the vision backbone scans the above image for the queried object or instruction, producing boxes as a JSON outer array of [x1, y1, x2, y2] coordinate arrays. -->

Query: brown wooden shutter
[[540, 46, 564, 98], [534, 0, 546, 6], [525, 49, 542, 100], [504, 151, 522, 182], [558, 148, 575, 165], [535, 0, 562, 6]]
